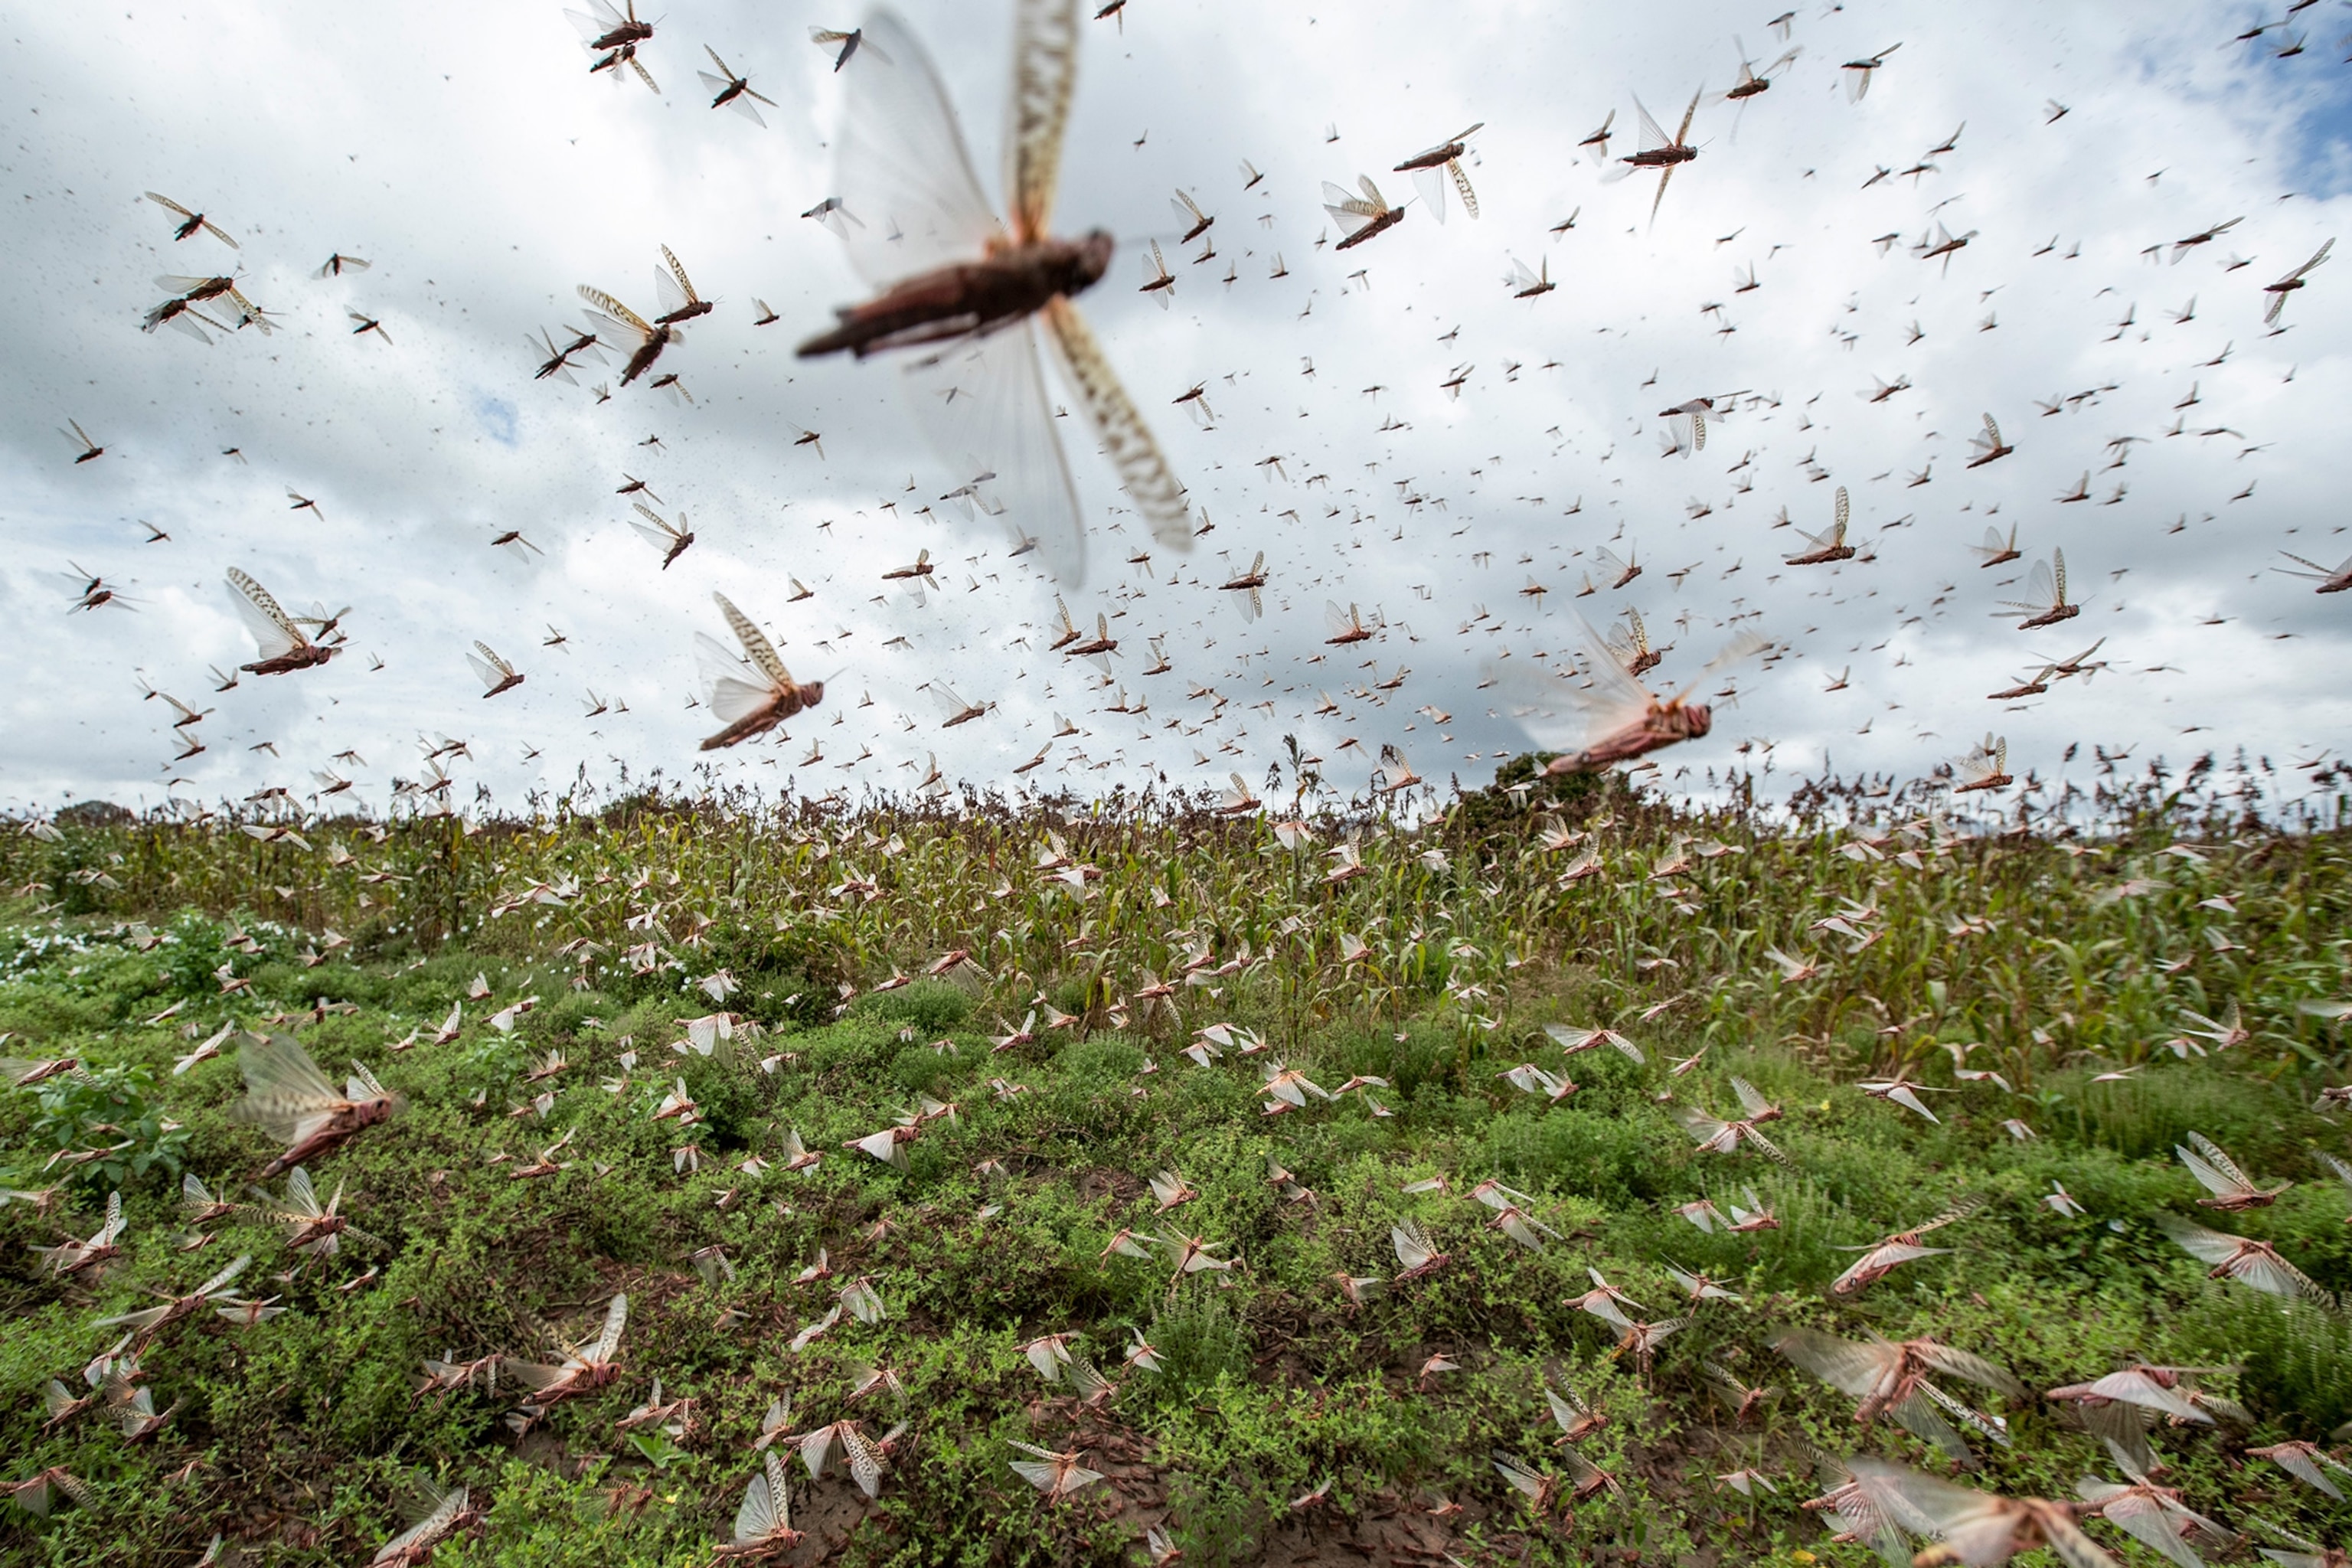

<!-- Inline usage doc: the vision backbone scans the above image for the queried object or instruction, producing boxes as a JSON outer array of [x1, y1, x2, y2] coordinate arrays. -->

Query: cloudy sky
[[3, 0, 2348, 818]]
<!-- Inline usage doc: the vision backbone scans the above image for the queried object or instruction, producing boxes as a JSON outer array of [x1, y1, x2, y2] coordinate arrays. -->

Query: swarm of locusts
[[0, 741, 2349, 1564]]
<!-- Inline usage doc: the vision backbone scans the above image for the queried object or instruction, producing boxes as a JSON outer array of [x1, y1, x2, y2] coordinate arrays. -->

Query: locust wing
[[714, 593, 790, 684], [732, 1453, 790, 1544], [697, 636, 778, 724], [589, 1294, 629, 1364], [1041, 296, 1191, 550], [833, 10, 1002, 286], [229, 1034, 346, 1144], [1005, 0, 1082, 243], [904, 322, 1086, 583], [225, 570, 306, 661], [371, 1482, 468, 1566], [1487, 614, 1656, 753], [577, 286, 655, 343]]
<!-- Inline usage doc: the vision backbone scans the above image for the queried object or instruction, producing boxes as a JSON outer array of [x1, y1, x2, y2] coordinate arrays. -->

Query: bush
[[16, 1062, 190, 1192]]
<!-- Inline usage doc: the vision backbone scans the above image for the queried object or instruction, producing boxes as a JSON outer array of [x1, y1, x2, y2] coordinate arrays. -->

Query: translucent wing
[[798, 1424, 837, 1481], [902, 321, 1086, 583], [1321, 179, 1390, 237], [1544, 1385, 1589, 1432], [654, 254, 689, 319], [225, 570, 303, 660], [197, 1252, 254, 1296], [714, 593, 789, 683], [282, 1166, 321, 1218], [1492, 1452, 1548, 1501], [1040, 298, 1191, 550], [2178, 1132, 2252, 1196], [1010, 1459, 1064, 1490], [733, 1462, 782, 1543], [375, 1485, 467, 1563], [2080, 1490, 2204, 1568], [2051, 547, 2068, 604], [2084, 1370, 2206, 1423], [1772, 1328, 1889, 1397], [1410, 165, 1451, 223], [1005, 0, 1083, 242], [2024, 557, 2056, 608], [1487, 616, 1655, 753], [564, 0, 624, 42], [230, 1034, 345, 1141], [834, 10, 1003, 287], [630, 510, 677, 552], [466, 648, 501, 689], [1632, 95, 1670, 149]]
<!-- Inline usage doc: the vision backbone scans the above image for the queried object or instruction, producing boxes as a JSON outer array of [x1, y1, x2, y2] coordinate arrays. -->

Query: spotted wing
[[1005, 0, 1082, 243], [834, 10, 1002, 288], [659, 244, 698, 312], [1041, 297, 1191, 550], [1450, 160, 1478, 219], [902, 319, 1086, 583], [815, 1421, 877, 1496], [226, 570, 305, 660], [577, 286, 652, 341], [590, 1294, 628, 1364], [714, 593, 790, 684]]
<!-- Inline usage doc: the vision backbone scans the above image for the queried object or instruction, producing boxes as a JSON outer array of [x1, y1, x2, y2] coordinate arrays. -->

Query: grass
[[2, 753, 2350, 1565]]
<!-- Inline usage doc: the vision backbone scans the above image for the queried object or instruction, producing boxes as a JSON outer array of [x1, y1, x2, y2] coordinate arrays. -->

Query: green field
[[5, 760, 2352, 1566]]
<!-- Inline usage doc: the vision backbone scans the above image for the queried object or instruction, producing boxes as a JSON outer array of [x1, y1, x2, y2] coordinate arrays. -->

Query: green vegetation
[[2, 757, 2349, 1565]]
